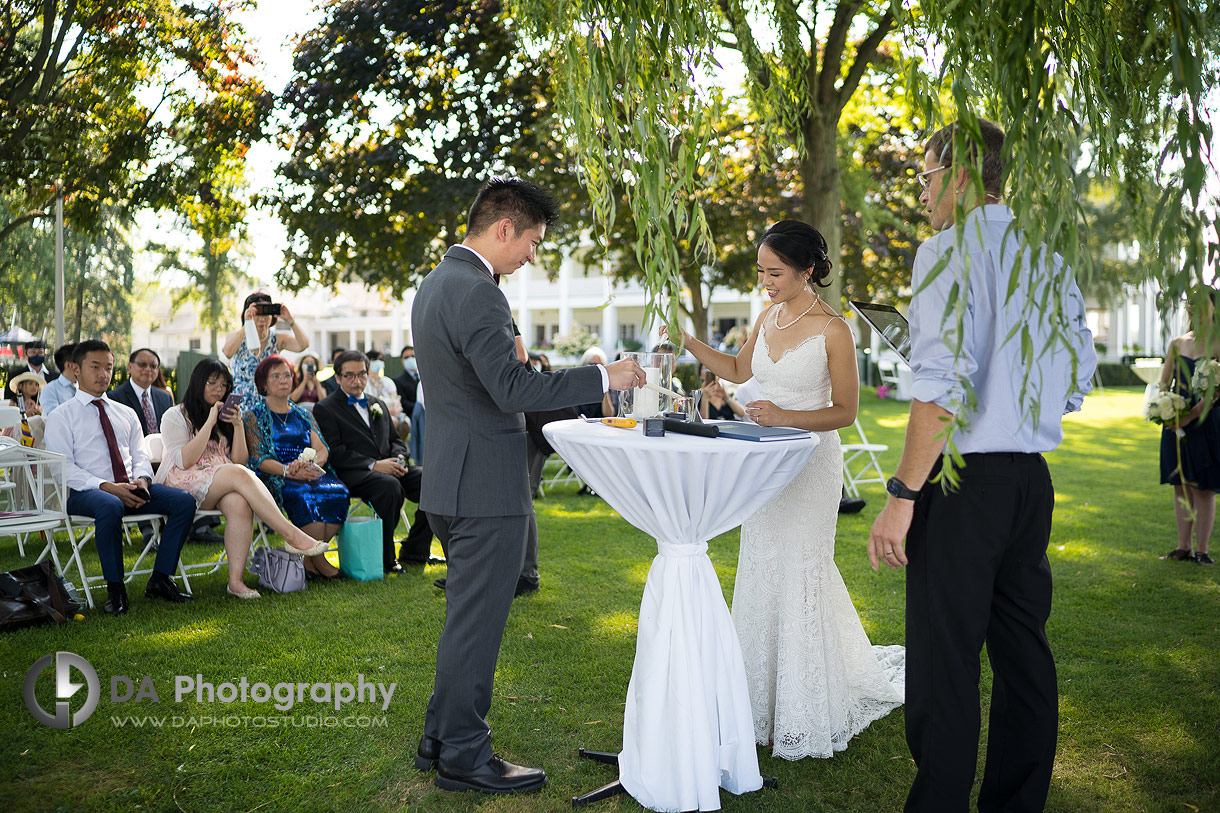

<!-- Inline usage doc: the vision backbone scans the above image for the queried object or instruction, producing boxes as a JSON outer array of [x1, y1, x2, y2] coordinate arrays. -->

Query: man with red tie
[[45, 340, 197, 615]]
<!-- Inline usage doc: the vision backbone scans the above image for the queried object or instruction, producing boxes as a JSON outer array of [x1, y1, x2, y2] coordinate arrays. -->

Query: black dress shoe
[[427, 554, 446, 565], [415, 734, 440, 771], [104, 582, 129, 616], [189, 526, 225, 545], [838, 497, 866, 515], [514, 578, 539, 597], [144, 572, 193, 603], [436, 754, 547, 794], [385, 563, 405, 575], [433, 578, 446, 590]]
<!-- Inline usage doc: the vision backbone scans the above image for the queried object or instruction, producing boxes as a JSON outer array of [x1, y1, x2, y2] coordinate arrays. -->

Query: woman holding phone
[[156, 359, 330, 598], [222, 291, 310, 409], [291, 354, 323, 404]]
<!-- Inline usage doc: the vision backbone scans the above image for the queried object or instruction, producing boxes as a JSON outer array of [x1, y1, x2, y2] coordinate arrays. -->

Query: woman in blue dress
[[222, 291, 311, 409], [245, 354, 348, 579], [1158, 292, 1219, 566]]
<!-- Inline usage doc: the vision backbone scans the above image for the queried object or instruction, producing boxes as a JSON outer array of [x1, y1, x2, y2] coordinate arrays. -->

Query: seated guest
[[577, 346, 615, 418], [40, 343, 78, 415], [109, 348, 172, 435], [393, 346, 418, 417], [313, 350, 435, 573], [156, 359, 330, 598], [244, 355, 346, 579], [364, 350, 406, 430], [699, 369, 746, 421], [290, 354, 323, 404], [4, 339, 57, 402], [320, 347, 346, 396], [8, 371, 44, 415], [222, 291, 310, 409], [44, 340, 196, 615]]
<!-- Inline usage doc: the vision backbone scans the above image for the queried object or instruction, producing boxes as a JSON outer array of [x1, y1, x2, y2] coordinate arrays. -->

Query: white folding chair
[[536, 455, 584, 498], [58, 511, 175, 608], [840, 419, 889, 498]]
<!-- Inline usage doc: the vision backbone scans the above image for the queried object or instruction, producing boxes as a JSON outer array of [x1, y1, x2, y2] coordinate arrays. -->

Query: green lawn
[[0, 387, 1216, 812]]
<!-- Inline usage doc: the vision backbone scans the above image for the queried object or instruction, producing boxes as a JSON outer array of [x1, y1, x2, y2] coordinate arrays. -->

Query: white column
[[347, 329, 357, 351], [601, 290, 618, 357], [392, 306, 404, 354], [363, 328, 373, 353], [749, 290, 764, 324], [558, 250, 573, 335]]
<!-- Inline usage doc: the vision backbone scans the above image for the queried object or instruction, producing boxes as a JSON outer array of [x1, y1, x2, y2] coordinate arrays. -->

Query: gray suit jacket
[[412, 245, 603, 517]]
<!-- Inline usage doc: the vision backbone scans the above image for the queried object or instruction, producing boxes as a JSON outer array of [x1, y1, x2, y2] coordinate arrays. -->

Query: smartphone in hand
[[131, 485, 152, 501], [255, 302, 282, 316], [218, 392, 242, 420]]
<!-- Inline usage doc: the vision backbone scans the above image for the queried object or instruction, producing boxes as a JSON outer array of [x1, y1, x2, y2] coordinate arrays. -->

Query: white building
[[134, 251, 1180, 367]]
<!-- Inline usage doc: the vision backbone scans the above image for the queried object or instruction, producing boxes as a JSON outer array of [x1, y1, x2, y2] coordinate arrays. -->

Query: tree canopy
[[274, 0, 586, 294]]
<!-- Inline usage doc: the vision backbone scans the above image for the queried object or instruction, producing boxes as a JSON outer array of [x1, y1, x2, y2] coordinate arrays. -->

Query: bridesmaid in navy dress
[[245, 355, 349, 579], [1158, 292, 1219, 566]]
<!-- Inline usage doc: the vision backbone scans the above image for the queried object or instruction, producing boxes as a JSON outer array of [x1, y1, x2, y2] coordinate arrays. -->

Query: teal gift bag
[[338, 516, 383, 581]]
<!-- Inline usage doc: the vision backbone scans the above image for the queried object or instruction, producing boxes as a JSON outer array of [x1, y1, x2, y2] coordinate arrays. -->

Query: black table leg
[[570, 746, 778, 808], [572, 748, 626, 808]]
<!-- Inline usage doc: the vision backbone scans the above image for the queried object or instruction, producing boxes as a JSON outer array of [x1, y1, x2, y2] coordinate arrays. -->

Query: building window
[[189, 338, 201, 352], [618, 324, 637, 341]]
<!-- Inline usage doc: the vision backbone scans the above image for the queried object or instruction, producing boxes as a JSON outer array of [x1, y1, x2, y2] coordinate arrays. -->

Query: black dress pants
[[343, 466, 433, 568], [904, 453, 1058, 813]]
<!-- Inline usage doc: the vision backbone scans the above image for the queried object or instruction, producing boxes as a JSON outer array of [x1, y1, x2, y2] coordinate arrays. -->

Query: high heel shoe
[[285, 539, 330, 557], [226, 585, 261, 600]]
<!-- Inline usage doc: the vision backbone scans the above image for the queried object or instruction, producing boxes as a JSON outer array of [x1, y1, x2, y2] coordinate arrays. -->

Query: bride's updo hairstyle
[[758, 220, 833, 289]]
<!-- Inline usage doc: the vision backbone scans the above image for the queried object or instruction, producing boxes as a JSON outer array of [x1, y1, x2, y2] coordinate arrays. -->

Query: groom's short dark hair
[[466, 177, 558, 237]]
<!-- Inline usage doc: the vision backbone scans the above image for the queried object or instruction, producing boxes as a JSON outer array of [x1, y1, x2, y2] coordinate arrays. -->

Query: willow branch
[[818, 0, 862, 105]]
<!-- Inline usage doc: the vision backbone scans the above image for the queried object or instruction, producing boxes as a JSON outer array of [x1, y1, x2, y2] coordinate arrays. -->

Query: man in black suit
[[107, 348, 172, 435], [393, 345, 419, 416], [320, 347, 346, 396], [4, 339, 58, 401], [313, 350, 434, 573]]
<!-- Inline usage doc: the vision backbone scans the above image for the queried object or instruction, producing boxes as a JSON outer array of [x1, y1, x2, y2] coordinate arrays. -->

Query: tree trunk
[[800, 110, 844, 310], [680, 265, 711, 344]]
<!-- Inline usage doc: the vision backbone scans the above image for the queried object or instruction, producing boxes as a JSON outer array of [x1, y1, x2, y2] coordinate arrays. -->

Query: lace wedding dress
[[732, 317, 905, 760]]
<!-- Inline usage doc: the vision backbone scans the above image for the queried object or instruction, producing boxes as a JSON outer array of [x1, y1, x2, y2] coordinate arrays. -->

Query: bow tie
[[347, 395, 369, 409]]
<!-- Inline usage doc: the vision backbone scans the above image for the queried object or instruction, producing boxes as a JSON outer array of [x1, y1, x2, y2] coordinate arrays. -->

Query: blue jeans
[[67, 484, 197, 583]]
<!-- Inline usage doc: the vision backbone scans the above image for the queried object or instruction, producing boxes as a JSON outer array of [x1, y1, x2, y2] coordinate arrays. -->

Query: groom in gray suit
[[411, 178, 643, 794]]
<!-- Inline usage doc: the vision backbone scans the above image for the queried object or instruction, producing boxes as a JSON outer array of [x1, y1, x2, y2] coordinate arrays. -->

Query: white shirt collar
[[130, 381, 151, 400], [75, 389, 108, 404], [461, 245, 496, 278]]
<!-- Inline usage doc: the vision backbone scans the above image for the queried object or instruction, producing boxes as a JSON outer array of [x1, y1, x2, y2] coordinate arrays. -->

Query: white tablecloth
[[544, 419, 818, 812]]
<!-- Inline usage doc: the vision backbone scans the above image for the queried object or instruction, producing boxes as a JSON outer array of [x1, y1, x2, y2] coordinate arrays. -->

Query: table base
[[571, 748, 778, 811]]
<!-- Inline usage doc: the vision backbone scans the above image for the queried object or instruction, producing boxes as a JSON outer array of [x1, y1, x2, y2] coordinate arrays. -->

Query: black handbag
[[0, 561, 82, 632]]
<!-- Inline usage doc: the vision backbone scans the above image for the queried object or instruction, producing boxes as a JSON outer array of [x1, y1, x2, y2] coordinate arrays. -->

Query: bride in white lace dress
[[669, 220, 904, 760]]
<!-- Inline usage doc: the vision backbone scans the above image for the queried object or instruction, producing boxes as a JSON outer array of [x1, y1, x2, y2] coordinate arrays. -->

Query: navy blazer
[[108, 381, 173, 436]]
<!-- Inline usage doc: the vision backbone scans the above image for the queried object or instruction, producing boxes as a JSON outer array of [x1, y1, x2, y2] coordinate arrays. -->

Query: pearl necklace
[[774, 295, 819, 330]]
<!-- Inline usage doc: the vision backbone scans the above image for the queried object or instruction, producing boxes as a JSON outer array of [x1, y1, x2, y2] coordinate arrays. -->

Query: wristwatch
[[886, 476, 920, 501]]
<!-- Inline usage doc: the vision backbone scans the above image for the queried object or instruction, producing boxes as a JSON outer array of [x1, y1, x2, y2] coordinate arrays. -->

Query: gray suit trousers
[[424, 511, 531, 771]]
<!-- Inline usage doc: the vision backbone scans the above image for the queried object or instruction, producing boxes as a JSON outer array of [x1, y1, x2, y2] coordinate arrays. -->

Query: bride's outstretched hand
[[658, 325, 692, 346]]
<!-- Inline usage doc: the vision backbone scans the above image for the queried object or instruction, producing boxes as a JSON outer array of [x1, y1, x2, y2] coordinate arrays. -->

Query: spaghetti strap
[[819, 314, 845, 336]]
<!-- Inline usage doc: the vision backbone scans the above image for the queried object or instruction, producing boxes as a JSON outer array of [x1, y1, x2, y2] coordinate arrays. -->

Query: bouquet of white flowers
[[1190, 358, 1220, 396], [1145, 390, 1191, 437], [297, 447, 317, 463]]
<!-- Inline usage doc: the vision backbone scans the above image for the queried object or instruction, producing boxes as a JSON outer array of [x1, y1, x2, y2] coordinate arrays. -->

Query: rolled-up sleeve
[[1063, 282, 1097, 413], [907, 242, 973, 411]]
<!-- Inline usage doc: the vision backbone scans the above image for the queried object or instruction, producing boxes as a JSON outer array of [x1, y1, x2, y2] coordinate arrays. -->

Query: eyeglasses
[[916, 165, 949, 189], [268, 372, 294, 382], [339, 371, 369, 381], [132, 361, 160, 369]]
